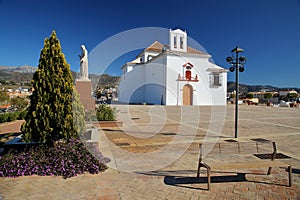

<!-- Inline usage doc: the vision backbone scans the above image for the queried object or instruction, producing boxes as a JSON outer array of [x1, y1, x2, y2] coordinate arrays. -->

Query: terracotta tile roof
[[187, 46, 207, 55], [145, 41, 165, 53], [0, 104, 10, 109], [144, 41, 208, 55], [183, 62, 194, 67]]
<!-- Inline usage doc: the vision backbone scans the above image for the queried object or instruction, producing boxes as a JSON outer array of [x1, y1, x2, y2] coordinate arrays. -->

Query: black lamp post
[[226, 46, 246, 138]]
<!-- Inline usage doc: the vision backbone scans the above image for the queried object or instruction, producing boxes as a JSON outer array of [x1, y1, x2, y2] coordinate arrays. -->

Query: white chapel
[[118, 29, 228, 106]]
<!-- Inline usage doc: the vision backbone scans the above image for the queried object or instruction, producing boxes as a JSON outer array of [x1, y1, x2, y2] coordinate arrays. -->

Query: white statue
[[79, 45, 88, 79]]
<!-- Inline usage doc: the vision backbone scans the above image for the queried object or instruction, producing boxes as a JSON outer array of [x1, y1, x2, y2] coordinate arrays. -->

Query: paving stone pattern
[[1, 105, 300, 199]]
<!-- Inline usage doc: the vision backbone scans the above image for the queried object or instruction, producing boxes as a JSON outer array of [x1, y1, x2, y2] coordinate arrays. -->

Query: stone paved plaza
[[1, 105, 300, 199]]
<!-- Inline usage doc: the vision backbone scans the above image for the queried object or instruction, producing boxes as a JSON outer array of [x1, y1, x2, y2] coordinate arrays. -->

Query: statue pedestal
[[75, 79, 95, 111]]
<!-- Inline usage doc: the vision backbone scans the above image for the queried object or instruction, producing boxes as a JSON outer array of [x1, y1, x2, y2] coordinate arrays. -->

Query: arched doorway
[[183, 84, 193, 105]]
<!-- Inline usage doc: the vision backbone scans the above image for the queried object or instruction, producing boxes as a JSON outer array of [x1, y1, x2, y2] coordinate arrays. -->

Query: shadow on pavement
[[164, 170, 291, 190], [292, 168, 300, 174], [164, 173, 247, 190]]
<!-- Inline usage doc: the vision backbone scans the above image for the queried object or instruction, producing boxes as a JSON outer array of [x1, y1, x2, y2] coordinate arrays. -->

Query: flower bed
[[0, 138, 110, 178]]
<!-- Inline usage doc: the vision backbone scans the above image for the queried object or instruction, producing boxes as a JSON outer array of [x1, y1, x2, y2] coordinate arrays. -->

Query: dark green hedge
[[0, 110, 27, 123]]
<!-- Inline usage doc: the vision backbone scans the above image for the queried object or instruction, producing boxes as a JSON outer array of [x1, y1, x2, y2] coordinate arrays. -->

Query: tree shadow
[[101, 128, 124, 132], [0, 132, 22, 148], [0, 132, 22, 140]]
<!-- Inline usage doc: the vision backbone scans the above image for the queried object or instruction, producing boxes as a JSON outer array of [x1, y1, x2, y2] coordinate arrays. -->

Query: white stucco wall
[[122, 65, 133, 74], [144, 56, 166, 104], [118, 56, 166, 104], [165, 53, 227, 105], [169, 29, 187, 53], [144, 52, 160, 63], [119, 53, 227, 105], [118, 65, 145, 103]]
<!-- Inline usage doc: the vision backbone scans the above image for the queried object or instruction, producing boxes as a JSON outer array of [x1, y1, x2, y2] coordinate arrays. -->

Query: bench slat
[[202, 142, 274, 155], [197, 141, 292, 190]]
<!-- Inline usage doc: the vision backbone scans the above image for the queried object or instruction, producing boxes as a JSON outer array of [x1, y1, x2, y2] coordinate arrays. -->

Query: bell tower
[[169, 29, 187, 52]]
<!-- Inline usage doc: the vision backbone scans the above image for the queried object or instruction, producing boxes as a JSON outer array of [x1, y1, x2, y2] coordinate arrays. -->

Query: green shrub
[[85, 110, 97, 121], [245, 93, 254, 99], [96, 104, 116, 121], [22, 31, 83, 143], [0, 111, 28, 123], [17, 110, 28, 120], [0, 113, 8, 123], [7, 112, 18, 122]]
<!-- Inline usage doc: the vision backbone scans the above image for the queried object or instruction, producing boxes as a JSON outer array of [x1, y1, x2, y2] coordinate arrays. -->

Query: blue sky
[[0, 0, 299, 88]]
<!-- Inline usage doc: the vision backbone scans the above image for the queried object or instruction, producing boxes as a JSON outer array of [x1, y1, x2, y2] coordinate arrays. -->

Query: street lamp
[[226, 46, 246, 138]]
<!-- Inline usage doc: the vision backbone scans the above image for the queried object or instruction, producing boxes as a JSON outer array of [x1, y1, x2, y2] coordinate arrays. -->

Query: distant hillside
[[0, 65, 37, 73], [0, 66, 121, 89], [0, 66, 36, 84], [1, 67, 297, 93], [96, 74, 121, 88], [227, 82, 300, 93]]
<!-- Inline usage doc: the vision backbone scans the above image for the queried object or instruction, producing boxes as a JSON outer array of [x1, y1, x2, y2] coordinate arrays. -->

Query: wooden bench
[[197, 141, 292, 190]]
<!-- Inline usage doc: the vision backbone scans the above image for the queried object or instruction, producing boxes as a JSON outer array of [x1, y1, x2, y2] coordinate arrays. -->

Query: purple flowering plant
[[0, 138, 110, 178]]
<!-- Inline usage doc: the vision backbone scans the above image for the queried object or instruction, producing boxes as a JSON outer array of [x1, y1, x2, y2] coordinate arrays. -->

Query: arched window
[[180, 37, 183, 49], [174, 35, 177, 48]]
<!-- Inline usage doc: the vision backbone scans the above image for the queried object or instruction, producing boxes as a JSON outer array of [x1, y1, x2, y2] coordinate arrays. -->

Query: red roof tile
[[145, 41, 165, 53], [144, 41, 208, 55]]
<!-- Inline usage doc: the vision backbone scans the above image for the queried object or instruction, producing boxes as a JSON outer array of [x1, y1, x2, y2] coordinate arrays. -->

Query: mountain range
[[0, 66, 299, 93], [227, 82, 300, 93], [0, 66, 120, 89], [0, 66, 36, 84], [0, 65, 36, 73]]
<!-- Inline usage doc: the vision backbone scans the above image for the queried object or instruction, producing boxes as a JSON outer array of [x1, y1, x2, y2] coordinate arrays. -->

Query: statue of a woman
[[79, 45, 88, 79]]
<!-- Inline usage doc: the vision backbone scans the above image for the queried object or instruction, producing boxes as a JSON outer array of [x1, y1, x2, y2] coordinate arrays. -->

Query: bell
[[239, 67, 244, 72], [229, 67, 235, 72]]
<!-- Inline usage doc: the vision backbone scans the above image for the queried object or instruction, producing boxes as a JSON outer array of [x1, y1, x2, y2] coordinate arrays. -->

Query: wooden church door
[[183, 84, 193, 105]]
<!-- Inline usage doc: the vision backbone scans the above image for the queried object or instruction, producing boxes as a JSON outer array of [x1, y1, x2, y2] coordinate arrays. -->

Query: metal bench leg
[[197, 162, 201, 177], [288, 165, 292, 187], [197, 163, 211, 190], [207, 168, 211, 191], [267, 167, 272, 175]]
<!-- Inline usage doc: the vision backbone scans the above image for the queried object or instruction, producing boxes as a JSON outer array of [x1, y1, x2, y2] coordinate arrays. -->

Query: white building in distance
[[118, 29, 227, 106]]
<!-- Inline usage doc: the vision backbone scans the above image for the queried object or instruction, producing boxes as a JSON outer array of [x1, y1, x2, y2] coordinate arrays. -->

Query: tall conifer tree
[[22, 31, 84, 143]]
